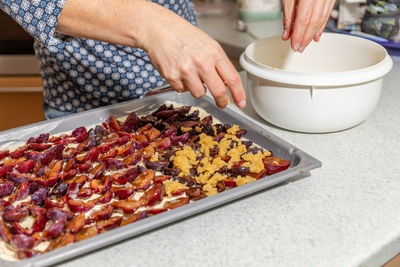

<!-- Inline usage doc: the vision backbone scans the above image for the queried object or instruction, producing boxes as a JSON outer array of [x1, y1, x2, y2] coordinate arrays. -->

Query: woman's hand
[[138, 2, 245, 109], [281, 0, 336, 52], [57, 0, 246, 109]]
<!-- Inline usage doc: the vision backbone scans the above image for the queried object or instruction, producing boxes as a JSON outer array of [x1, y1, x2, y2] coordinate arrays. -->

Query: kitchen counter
[[60, 11, 400, 267], [197, 7, 284, 58], [59, 61, 400, 267]]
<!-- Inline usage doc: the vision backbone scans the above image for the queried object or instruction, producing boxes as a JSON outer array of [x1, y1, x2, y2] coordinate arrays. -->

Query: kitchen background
[[0, 9, 43, 131], [0, 0, 400, 266], [2, 0, 399, 131]]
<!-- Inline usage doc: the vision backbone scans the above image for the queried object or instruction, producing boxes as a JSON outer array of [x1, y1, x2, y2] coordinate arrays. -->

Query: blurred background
[[0, 0, 399, 129]]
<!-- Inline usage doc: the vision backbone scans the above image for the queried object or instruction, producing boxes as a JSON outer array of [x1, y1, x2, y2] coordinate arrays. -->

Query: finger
[[182, 74, 206, 99], [291, 0, 315, 51], [281, 0, 297, 40], [168, 78, 185, 93], [314, 0, 335, 42], [201, 69, 229, 109], [215, 58, 246, 109], [298, 0, 326, 52]]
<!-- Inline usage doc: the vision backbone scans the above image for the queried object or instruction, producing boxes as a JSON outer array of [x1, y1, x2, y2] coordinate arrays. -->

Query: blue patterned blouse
[[0, 0, 197, 113]]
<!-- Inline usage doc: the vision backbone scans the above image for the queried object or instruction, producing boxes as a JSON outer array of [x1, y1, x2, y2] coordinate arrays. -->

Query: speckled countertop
[[58, 12, 400, 267]]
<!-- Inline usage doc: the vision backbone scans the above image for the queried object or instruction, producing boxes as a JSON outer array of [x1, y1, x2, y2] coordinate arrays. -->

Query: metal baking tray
[[0, 92, 321, 267]]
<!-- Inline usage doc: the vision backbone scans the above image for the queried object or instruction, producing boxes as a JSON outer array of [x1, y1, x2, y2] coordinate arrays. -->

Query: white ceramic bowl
[[239, 33, 393, 133]]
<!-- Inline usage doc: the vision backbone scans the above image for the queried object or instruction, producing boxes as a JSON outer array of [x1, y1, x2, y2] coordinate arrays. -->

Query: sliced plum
[[77, 163, 92, 173], [77, 188, 93, 198], [97, 142, 113, 154], [223, 178, 237, 188], [89, 163, 105, 180], [9, 181, 30, 202], [123, 151, 142, 166], [51, 182, 68, 198], [8, 171, 34, 184], [111, 166, 141, 185], [96, 216, 122, 231], [16, 249, 39, 260], [122, 112, 141, 132], [71, 126, 86, 138], [186, 187, 206, 201], [87, 205, 113, 224], [162, 125, 177, 138], [95, 125, 109, 136], [154, 175, 170, 184], [0, 165, 12, 178], [163, 168, 181, 177], [44, 216, 67, 239], [65, 213, 86, 233], [46, 208, 73, 221], [249, 168, 268, 179], [111, 186, 135, 199], [0, 180, 14, 197], [10, 146, 28, 159], [263, 156, 290, 174], [67, 199, 95, 213], [0, 150, 10, 160], [46, 233, 75, 252], [131, 169, 155, 190], [116, 143, 134, 157], [139, 183, 165, 206], [145, 208, 167, 216], [2, 205, 28, 222], [99, 148, 118, 160], [77, 147, 99, 163], [75, 225, 99, 241], [29, 143, 52, 151], [44, 198, 64, 209], [145, 160, 169, 171], [103, 158, 126, 170], [94, 191, 113, 204], [120, 211, 147, 226], [10, 234, 36, 250], [90, 175, 112, 194], [61, 169, 78, 181], [31, 188, 50, 206], [111, 199, 141, 213], [230, 166, 250, 177], [108, 116, 122, 132], [0, 221, 11, 242], [163, 197, 189, 210]]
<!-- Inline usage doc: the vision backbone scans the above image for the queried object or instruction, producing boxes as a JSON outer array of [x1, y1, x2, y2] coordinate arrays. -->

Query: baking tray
[[0, 92, 321, 267]]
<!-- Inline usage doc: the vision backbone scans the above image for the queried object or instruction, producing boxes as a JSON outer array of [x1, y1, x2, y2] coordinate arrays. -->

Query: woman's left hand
[[281, 0, 336, 52]]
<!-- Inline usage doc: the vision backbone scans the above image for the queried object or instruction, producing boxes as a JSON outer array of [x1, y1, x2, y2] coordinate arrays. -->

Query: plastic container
[[239, 33, 393, 133]]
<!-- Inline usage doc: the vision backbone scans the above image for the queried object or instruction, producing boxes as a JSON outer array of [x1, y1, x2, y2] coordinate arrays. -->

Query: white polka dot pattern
[[0, 0, 196, 113]]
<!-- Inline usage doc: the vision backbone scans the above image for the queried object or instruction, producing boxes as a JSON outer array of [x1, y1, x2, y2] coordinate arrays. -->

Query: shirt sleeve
[[0, 0, 71, 52]]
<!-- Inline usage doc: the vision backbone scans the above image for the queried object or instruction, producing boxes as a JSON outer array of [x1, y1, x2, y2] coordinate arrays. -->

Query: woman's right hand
[[138, 2, 246, 109]]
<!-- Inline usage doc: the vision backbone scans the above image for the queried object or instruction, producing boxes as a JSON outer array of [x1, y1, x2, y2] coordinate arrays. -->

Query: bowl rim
[[240, 33, 393, 86]]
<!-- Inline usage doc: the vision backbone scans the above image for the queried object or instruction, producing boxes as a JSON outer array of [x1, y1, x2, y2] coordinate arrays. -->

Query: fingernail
[[282, 29, 288, 39], [298, 46, 305, 53], [316, 33, 322, 42], [293, 42, 300, 51], [238, 100, 246, 109]]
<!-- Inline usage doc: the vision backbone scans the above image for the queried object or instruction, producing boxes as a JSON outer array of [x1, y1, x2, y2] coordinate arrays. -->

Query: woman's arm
[[57, 0, 246, 109]]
